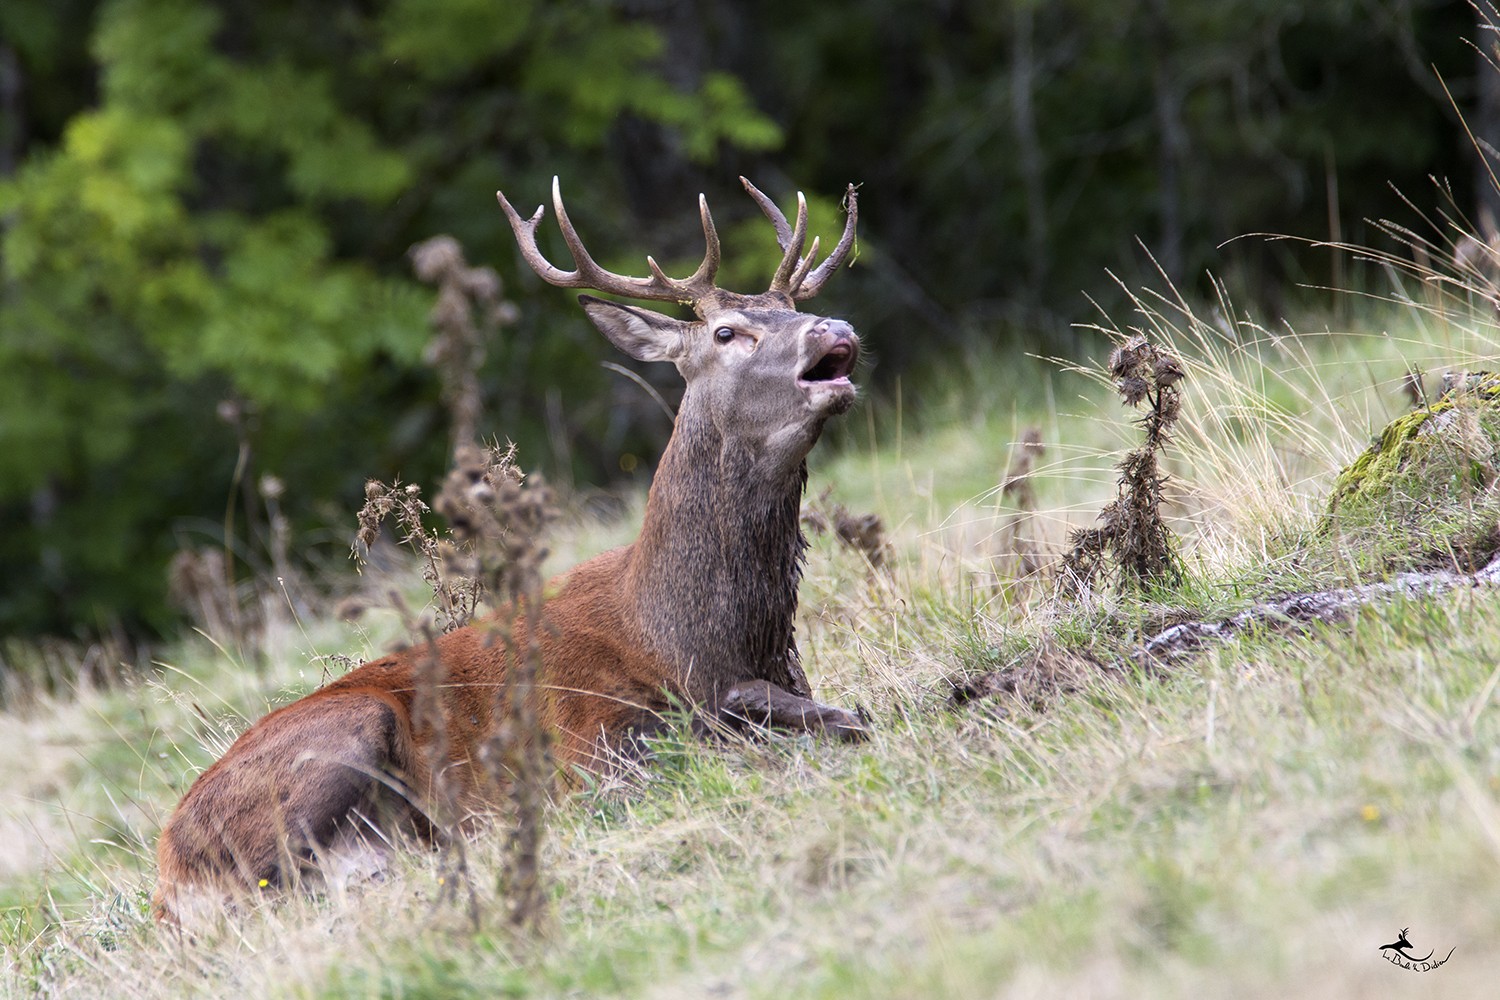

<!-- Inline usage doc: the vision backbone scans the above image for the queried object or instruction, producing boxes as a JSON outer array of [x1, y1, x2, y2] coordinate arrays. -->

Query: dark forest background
[[1, 0, 1495, 638]]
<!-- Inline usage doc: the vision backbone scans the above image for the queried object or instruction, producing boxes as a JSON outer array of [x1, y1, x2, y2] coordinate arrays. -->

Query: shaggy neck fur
[[625, 397, 811, 707]]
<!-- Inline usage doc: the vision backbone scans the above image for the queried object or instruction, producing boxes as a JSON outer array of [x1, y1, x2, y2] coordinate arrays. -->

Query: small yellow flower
[[437, 877, 445, 886], [258, 878, 269, 888], [1360, 804, 1380, 823]]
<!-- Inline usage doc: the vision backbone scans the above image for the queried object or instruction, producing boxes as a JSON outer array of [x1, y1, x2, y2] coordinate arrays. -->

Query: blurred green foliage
[[0, 0, 1481, 636]]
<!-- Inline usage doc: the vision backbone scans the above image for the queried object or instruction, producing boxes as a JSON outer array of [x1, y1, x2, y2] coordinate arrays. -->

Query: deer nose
[[813, 319, 856, 343]]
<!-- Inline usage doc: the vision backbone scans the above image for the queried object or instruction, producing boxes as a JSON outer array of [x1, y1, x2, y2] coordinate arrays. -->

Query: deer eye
[[713, 326, 735, 344]]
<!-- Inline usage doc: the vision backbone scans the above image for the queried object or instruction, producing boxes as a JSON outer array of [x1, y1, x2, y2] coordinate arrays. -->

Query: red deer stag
[[153, 176, 867, 926]]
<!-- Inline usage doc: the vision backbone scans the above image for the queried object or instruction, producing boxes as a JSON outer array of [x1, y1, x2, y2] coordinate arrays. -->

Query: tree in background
[[728, 0, 1473, 366], [0, 0, 780, 635], [0, 0, 1484, 638]]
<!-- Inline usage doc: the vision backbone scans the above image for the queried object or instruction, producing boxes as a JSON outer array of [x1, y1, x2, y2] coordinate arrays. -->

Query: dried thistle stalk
[[801, 486, 891, 569], [352, 441, 559, 936], [997, 427, 1045, 578], [410, 236, 520, 454], [434, 445, 558, 939], [1058, 336, 1184, 595], [355, 478, 479, 634]]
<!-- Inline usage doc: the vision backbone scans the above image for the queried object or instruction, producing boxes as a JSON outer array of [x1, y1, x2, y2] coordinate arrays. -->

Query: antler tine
[[769, 192, 810, 292], [740, 177, 859, 300], [786, 236, 820, 295], [496, 177, 721, 306], [740, 176, 793, 250], [548, 175, 608, 283], [685, 192, 722, 288], [793, 183, 859, 301], [496, 187, 578, 287]]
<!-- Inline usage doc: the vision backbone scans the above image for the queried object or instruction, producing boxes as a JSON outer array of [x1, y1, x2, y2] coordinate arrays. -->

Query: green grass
[[7, 291, 1500, 997]]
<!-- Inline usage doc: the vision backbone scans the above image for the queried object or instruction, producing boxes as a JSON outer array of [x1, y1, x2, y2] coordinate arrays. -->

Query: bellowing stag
[[153, 177, 867, 925]]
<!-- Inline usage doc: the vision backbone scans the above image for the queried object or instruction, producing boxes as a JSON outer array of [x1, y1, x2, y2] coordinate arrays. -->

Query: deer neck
[[625, 400, 810, 706]]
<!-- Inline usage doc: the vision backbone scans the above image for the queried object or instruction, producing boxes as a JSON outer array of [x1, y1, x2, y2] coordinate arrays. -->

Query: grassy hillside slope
[[5, 291, 1500, 998]]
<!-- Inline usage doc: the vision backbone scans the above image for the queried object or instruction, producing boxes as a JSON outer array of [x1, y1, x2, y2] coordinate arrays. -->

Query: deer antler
[[496, 176, 722, 308], [740, 177, 859, 301], [497, 176, 857, 309]]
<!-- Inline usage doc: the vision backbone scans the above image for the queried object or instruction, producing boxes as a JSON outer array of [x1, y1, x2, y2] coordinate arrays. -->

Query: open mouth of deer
[[799, 341, 857, 386]]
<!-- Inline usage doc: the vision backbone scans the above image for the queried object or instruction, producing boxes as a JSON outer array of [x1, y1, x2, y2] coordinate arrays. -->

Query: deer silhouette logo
[[1378, 928, 1454, 972], [1377, 928, 1432, 962]]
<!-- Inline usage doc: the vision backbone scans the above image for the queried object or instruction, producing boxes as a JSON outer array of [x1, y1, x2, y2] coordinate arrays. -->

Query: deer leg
[[719, 679, 869, 742]]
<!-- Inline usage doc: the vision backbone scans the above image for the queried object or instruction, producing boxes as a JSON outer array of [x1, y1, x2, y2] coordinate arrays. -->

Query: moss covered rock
[[1329, 372, 1500, 515], [1323, 371, 1500, 572]]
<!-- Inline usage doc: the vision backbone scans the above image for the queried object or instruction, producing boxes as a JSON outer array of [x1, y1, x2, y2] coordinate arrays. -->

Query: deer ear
[[578, 295, 692, 363]]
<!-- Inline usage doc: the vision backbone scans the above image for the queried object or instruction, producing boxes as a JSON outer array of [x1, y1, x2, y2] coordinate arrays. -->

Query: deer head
[[496, 177, 860, 480]]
